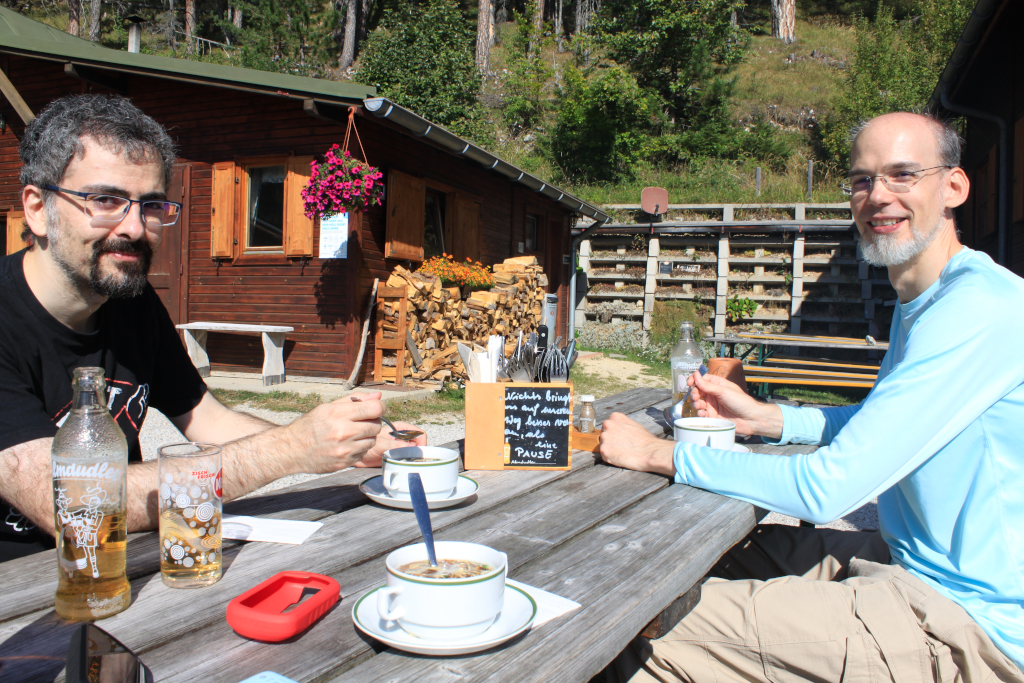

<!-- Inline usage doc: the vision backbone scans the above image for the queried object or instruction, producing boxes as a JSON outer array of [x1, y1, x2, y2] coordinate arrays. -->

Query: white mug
[[674, 417, 736, 449], [376, 541, 508, 640], [382, 446, 460, 496]]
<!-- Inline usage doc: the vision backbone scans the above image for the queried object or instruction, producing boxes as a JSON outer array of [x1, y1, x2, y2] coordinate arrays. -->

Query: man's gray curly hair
[[18, 95, 176, 243]]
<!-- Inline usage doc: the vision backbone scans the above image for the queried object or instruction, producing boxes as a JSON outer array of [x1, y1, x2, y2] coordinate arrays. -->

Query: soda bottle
[[670, 321, 703, 418], [52, 367, 131, 620]]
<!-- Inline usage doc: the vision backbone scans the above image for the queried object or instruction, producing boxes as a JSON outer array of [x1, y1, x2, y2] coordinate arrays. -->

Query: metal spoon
[[408, 473, 438, 567], [379, 414, 424, 441], [349, 397, 424, 441]]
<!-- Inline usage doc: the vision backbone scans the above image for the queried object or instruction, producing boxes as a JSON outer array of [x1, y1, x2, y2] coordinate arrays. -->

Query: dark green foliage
[[821, 0, 973, 165], [650, 300, 708, 346], [546, 64, 667, 182], [741, 119, 795, 172], [355, 0, 487, 141], [501, 4, 553, 135], [592, 0, 747, 123], [219, 0, 339, 77]]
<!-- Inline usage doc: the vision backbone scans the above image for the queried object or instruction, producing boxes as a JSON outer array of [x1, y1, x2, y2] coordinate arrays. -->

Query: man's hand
[[276, 393, 387, 475], [598, 412, 676, 477], [688, 372, 783, 440]]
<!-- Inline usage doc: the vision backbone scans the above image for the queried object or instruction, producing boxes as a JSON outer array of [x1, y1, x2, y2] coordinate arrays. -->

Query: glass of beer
[[157, 443, 223, 589]]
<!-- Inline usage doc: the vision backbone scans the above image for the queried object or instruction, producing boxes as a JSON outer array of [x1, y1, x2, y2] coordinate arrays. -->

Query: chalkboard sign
[[503, 386, 572, 467], [464, 381, 574, 471]]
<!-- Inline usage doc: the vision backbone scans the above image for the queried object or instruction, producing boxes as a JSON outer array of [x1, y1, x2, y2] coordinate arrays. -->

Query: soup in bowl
[[377, 541, 507, 640]]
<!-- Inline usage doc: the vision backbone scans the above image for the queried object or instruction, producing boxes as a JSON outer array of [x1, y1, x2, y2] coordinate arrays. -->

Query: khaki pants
[[602, 525, 1023, 683]]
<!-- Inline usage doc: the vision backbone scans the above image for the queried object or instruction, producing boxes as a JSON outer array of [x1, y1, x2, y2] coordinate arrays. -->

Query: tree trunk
[[185, 0, 196, 54], [555, 0, 563, 51], [339, 0, 357, 71], [169, 0, 176, 50], [534, 0, 544, 34], [358, 0, 371, 45], [475, 0, 492, 73], [88, 0, 100, 41], [770, 0, 796, 45], [68, 0, 80, 36], [233, 6, 243, 28]]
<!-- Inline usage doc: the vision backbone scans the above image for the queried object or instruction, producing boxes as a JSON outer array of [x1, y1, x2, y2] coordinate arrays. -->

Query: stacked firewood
[[379, 256, 550, 382]]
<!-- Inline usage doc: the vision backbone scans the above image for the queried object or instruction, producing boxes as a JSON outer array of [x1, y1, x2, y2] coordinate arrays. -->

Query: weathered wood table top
[[0, 387, 805, 683]]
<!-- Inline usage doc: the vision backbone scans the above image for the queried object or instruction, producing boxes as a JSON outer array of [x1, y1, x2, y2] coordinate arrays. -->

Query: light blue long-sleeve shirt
[[672, 247, 1024, 668]]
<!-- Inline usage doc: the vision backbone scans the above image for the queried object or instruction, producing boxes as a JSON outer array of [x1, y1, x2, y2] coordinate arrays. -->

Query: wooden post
[[756, 167, 762, 196], [806, 160, 814, 201]]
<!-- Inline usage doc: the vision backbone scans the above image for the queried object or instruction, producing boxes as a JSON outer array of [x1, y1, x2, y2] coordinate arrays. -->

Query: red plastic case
[[227, 571, 341, 642]]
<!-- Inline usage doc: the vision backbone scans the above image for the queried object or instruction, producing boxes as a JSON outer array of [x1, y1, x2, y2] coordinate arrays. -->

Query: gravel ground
[[140, 400, 877, 530]]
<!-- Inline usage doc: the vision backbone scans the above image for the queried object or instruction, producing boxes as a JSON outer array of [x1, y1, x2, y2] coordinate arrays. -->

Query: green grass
[[210, 389, 324, 412], [384, 385, 467, 423], [767, 385, 869, 406]]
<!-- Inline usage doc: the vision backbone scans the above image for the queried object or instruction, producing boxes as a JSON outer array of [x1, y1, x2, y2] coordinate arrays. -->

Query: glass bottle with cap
[[671, 321, 703, 418], [578, 395, 597, 433]]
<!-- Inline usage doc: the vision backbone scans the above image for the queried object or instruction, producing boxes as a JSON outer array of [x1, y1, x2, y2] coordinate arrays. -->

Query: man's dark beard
[[88, 237, 154, 299]]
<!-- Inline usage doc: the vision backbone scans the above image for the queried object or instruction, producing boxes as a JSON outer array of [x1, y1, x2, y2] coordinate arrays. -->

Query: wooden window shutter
[[385, 170, 425, 261], [1014, 117, 1024, 223], [284, 156, 315, 257], [5, 209, 26, 255], [210, 161, 236, 258], [452, 196, 480, 262]]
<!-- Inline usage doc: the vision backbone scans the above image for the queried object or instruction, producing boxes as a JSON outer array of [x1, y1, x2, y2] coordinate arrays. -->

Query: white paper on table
[[318, 213, 349, 259], [221, 515, 323, 544], [507, 578, 581, 627]]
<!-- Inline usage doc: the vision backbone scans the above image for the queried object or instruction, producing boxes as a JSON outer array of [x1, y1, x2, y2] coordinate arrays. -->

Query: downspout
[[568, 217, 608, 341], [940, 87, 1009, 266]]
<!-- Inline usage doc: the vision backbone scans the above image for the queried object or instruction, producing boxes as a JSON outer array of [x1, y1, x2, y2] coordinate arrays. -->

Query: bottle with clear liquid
[[670, 322, 703, 418], [52, 367, 131, 620]]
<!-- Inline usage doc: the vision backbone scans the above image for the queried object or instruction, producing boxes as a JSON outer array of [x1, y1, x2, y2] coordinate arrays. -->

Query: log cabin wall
[[0, 53, 575, 381]]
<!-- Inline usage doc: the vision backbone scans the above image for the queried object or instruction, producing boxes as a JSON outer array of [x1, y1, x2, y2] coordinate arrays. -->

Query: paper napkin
[[507, 578, 581, 627], [221, 515, 323, 544]]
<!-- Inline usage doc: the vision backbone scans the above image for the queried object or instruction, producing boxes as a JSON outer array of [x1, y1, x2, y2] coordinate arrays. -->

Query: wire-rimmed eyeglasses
[[45, 185, 182, 227], [840, 166, 951, 196]]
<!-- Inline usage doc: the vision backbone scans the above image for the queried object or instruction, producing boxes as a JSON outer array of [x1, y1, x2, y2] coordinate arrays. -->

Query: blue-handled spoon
[[408, 473, 438, 568]]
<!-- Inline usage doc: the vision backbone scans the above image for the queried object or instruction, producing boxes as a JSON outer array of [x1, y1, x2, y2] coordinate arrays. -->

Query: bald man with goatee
[[598, 112, 1024, 683]]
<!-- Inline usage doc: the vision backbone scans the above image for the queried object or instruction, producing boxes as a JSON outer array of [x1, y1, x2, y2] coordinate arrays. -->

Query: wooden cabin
[[929, 0, 1024, 275], [0, 7, 607, 382]]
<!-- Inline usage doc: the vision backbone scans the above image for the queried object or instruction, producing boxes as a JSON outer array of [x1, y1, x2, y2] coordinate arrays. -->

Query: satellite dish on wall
[[641, 187, 669, 216]]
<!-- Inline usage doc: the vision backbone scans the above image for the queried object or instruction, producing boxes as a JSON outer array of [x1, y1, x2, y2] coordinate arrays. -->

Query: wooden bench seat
[[758, 355, 881, 373], [176, 322, 294, 386], [743, 364, 877, 389]]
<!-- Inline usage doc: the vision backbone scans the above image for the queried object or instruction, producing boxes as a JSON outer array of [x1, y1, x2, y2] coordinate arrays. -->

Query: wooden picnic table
[[0, 387, 814, 683], [706, 332, 889, 358]]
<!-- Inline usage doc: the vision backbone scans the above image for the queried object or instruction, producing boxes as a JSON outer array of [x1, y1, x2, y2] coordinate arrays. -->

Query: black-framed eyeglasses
[[45, 185, 182, 228], [840, 166, 951, 196]]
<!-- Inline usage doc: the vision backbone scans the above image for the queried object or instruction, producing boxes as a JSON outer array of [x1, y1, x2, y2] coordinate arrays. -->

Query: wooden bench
[[176, 322, 294, 386]]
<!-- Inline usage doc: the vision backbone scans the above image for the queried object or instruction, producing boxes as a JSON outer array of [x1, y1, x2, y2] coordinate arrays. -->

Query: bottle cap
[[580, 395, 595, 403]]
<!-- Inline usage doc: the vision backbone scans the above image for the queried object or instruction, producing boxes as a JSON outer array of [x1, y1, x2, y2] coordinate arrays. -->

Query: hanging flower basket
[[301, 144, 384, 219]]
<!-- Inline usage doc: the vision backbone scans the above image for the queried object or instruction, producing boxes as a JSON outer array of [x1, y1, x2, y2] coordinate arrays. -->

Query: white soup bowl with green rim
[[673, 417, 736, 449], [377, 541, 507, 640], [382, 446, 460, 496]]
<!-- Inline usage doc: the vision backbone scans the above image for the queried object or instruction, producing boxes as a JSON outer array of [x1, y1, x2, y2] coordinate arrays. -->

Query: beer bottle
[[670, 321, 702, 418], [52, 367, 131, 620]]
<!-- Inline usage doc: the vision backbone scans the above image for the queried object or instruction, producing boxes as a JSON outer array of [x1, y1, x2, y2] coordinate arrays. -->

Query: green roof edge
[[0, 7, 375, 102]]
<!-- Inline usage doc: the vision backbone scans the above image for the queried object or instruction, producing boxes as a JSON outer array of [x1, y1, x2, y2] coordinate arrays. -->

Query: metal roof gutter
[[926, 0, 1003, 112], [362, 97, 609, 224]]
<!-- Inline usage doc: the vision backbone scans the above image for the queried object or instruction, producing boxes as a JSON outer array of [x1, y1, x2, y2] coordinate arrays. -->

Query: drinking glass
[[157, 443, 223, 588]]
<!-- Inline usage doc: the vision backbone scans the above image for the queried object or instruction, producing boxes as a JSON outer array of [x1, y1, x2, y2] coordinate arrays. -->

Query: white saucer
[[352, 583, 537, 656], [728, 443, 752, 453], [359, 475, 479, 510]]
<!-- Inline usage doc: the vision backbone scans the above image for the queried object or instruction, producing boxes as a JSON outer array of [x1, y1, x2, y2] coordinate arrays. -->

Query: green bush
[[650, 300, 710, 346], [546, 64, 667, 182], [355, 0, 487, 142], [501, 4, 553, 135]]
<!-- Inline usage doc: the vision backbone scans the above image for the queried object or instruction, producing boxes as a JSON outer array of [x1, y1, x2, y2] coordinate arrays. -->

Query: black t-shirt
[[0, 250, 207, 556]]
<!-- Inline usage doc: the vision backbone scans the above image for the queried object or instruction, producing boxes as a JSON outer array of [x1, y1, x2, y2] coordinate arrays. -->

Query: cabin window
[[525, 214, 540, 251], [4, 209, 26, 256], [424, 190, 447, 259], [244, 164, 286, 251], [209, 156, 315, 260]]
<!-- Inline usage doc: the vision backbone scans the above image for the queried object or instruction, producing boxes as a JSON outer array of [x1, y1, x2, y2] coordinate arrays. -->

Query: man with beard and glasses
[[597, 111, 1024, 682], [0, 94, 425, 562]]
